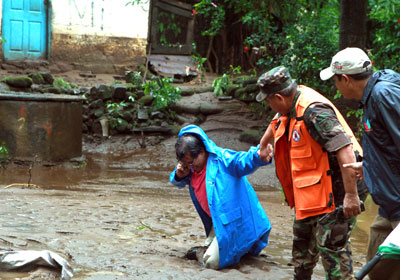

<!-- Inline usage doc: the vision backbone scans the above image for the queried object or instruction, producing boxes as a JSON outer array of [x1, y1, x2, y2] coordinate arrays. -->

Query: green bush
[[0, 142, 10, 166], [142, 77, 181, 110], [106, 100, 130, 128], [254, 1, 340, 99], [368, 0, 400, 72]]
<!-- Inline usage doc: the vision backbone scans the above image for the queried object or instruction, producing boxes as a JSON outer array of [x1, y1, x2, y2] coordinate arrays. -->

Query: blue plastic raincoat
[[169, 125, 272, 268]]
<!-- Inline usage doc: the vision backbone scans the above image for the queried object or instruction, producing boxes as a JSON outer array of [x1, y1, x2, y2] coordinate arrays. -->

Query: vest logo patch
[[364, 119, 373, 132], [292, 129, 301, 142]]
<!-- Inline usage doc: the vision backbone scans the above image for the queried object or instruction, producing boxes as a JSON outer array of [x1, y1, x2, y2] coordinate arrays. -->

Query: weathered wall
[[0, 93, 84, 162], [0, 0, 149, 73], [50, 33, 147, 74], [51, 0, 148, 38]]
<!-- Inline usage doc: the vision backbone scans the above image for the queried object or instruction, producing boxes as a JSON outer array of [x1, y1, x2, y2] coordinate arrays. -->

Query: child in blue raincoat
[[169, 125, 272, 269]]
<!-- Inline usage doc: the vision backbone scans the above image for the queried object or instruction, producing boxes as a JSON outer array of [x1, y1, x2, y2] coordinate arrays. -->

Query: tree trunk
[[220, 28, 229, 73], [339, 0, 367, 50]]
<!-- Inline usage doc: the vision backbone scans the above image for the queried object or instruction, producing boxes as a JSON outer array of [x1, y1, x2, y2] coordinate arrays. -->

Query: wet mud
[[0, 122, 377, 279], [0, 135, 377, 279]]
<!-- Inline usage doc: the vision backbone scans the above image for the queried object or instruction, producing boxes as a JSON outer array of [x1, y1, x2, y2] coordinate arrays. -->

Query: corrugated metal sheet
[[148, 54, 198, 77]]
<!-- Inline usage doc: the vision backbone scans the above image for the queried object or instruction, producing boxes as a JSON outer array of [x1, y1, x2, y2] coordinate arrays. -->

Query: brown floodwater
[[0, 143, 378, 279]]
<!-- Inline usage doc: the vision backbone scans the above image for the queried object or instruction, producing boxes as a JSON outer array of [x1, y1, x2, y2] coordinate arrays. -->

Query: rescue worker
[[170, 124, 272, 269], [320, 47, 400, 280], [256, 66, 367, 279]]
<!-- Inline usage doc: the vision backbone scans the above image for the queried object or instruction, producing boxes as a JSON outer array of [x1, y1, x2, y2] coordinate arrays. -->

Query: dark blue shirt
[[361, 70, 400, 220]]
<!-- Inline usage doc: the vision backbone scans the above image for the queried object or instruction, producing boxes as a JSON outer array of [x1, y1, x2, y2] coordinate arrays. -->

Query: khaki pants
[[203, 227, 219, 269], [366, 215, 400, 280]]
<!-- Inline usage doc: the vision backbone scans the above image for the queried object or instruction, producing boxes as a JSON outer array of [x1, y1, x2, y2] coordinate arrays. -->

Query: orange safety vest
[[271, 85, 363, 220]]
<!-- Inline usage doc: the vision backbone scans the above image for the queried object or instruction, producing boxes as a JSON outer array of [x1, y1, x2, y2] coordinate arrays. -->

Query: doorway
[[2, 0, 49, 60]]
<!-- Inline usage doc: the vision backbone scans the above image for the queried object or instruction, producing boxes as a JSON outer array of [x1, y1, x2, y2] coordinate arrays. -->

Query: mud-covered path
[[0, 71, 376, 279], [0, 129, 376, 279], [0, 173, 292, 279]]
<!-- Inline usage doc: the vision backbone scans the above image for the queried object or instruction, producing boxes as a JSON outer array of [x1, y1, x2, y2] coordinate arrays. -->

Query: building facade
[[0, 0, 149, 73]]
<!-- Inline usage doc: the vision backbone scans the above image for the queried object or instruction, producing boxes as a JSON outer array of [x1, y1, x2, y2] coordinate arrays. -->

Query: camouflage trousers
[[292, 214, 356, 280]]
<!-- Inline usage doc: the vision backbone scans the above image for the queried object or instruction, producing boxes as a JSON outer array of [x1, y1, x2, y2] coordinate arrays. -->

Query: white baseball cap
[[320, 47, 372, 80]]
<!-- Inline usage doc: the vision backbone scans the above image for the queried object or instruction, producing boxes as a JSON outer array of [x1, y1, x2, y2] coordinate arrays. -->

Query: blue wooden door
[[2, 0, 48, 60]]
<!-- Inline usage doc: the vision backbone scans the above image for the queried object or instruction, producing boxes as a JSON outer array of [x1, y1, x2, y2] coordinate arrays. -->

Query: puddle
[[0, 147, 378, 279]]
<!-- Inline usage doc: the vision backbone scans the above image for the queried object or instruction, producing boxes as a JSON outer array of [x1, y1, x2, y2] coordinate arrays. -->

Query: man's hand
[[343, 162, 363, 181], [336, 145, 361, 218], [258, 143, 274, 162], [343, 192, 361, 218], [175, 162, 190, 179]]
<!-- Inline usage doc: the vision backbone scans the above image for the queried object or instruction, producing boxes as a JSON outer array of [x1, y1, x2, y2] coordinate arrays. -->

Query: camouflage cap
[[256, 66, 293, 102]]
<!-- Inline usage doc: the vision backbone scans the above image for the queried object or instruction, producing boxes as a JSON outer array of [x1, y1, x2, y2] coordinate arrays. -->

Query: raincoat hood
[[178, 124, 222, 156]]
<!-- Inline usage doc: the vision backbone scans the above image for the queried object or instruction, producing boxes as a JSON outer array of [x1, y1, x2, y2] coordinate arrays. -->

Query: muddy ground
[[0, 70, 378, 279]]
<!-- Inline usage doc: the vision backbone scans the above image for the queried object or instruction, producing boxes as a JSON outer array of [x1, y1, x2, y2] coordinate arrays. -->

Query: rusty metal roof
[[147, 54, 198, 77]]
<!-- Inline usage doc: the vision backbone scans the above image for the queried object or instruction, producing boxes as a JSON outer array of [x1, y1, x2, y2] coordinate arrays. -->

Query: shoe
[[184, 246, 207, 262]]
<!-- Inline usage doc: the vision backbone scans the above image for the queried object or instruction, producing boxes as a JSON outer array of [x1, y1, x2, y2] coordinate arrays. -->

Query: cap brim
[[320, 67, 335, 80], [256, 91, 267, 102]]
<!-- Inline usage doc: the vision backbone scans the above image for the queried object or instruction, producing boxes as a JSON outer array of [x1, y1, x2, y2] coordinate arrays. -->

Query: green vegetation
[[212, 73, 230, 96], [212, 65, 242, 96], [368, 0, 400, 70], [98, 72, 181, 133], [192, 43, 207, 82], [127, 0, 399, 128], [157, 12, 183, 47], [142, 77, 181, 110], [128, 0, 399, 90], [0, 142, 10, 166], [195, 0, 340, 98], [106, 100, 131, 129], [53, 77, 78, 89], [2, 76, 33, 88], [123, 71, 181, 111], [138, 224, 151, 230], [125, 71, 142, 85]]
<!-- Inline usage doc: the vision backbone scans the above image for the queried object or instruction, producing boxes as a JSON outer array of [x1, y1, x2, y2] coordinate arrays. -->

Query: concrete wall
[[0, 93, 84, 163], [51, 0, 148, 38], [0, 0, 150, 74]]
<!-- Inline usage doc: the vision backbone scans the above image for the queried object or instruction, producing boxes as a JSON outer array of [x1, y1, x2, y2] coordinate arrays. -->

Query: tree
[[367, 0, 400, 71], [339, 0, 368, 50]]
